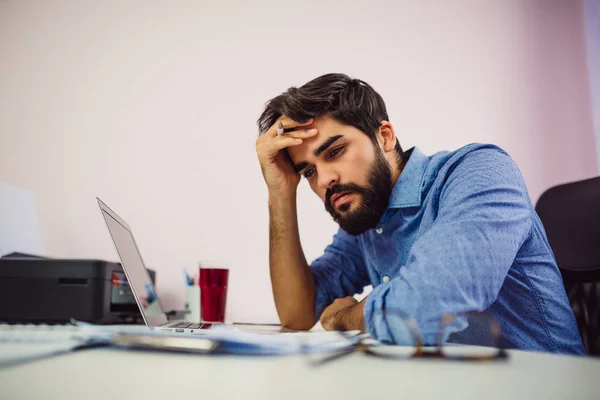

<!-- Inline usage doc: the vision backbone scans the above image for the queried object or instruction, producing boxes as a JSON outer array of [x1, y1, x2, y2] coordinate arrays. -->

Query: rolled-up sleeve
[[364, 148, 533, 344], [311, 229, 370, 319]]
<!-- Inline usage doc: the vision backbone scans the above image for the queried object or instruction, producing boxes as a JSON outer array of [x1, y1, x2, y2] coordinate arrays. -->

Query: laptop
[[97, 197, 212, 334]]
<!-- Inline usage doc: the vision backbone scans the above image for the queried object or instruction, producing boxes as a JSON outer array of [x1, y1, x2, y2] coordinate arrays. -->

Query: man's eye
[[303, 168, 315, 179], [330, 146, 344, 158]]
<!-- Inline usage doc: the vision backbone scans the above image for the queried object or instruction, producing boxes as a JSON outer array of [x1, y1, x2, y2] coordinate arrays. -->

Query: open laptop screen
[[98, 198, 168, 327]]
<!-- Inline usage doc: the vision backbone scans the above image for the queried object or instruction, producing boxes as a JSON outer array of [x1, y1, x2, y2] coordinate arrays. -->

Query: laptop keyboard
[[169, 322, 203, 329]]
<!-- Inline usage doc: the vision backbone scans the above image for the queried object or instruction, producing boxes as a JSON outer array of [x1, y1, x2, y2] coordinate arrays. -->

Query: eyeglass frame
[[307, 308, 509, 365]]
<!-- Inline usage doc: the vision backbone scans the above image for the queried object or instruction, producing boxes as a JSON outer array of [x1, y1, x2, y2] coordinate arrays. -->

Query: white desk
[[0, 345, 599, 400]]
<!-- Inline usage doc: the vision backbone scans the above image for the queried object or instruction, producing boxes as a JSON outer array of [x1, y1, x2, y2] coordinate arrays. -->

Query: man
[[255, 73, 584, 354]]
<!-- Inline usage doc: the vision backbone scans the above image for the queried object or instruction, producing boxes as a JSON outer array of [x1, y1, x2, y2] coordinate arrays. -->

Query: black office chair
[[535, 176, 600, 356]]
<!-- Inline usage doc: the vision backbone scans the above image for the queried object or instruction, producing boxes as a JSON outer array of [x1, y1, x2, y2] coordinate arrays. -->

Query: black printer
[[0, 253, 156, 324]]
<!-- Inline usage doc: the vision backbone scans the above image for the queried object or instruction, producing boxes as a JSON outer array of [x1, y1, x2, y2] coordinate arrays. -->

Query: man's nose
[[317, 165, 339, 190]]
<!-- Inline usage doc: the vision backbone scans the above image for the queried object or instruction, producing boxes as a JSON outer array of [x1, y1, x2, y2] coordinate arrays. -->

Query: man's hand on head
[[320, 296, 366, 332], [255, 116, 318, 200]]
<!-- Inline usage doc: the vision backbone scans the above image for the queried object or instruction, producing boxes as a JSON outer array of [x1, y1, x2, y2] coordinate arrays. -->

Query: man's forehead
[[309, 116, 346, 132], [290, 119, 355, 154], [287, 128, 340, 162]]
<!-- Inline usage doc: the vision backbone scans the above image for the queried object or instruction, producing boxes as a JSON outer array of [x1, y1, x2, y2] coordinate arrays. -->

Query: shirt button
[[376, 227, 383, 234], [382, 275, 390, 283]]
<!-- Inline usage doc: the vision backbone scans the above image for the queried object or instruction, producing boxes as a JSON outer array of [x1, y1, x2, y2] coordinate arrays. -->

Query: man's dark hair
[[257, 73, 404, 161]]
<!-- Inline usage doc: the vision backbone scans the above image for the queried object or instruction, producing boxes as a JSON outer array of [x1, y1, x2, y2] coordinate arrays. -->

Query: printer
[[0, 254, 156, 324]]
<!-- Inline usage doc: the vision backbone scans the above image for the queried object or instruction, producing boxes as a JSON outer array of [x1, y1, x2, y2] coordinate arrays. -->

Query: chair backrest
[[535, 176, 600, 355]]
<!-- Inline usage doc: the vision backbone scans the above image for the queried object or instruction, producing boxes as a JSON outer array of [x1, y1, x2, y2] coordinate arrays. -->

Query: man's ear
[[379, 121, 397, 153]]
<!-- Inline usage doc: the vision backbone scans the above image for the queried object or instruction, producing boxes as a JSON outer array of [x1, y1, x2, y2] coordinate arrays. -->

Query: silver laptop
[[97, 197, 212, 334]]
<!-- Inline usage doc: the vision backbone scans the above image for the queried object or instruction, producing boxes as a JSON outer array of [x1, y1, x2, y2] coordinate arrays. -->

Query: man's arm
[[364, 148, 533, 344], [256, 116, 368, 330], [255, 116, 320, 330], [269, 193, 317, 330], [269, 197, 370, 331]]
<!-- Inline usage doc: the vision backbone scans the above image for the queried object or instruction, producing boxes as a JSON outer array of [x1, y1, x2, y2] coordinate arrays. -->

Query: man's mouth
[[330, 192, 355, 209]]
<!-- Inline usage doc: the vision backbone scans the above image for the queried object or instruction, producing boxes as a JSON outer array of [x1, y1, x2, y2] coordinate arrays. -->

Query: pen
[[183, 269, 193, 286], [276, 121, 300, 136]]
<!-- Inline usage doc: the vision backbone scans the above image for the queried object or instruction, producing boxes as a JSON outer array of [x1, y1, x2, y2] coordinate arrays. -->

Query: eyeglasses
[[306, 309, 509, 365]]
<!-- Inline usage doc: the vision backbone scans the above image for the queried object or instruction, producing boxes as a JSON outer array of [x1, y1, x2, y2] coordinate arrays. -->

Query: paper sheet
[[0, 182, 44, 257], [0, 322, 363, 368]]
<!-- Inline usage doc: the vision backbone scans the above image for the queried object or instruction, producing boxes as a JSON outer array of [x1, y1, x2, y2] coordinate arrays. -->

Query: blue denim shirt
[[311, 144, 585, 355]]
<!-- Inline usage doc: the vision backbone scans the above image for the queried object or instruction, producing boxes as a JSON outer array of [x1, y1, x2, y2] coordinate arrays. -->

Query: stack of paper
[[0, 322, 364, 367]]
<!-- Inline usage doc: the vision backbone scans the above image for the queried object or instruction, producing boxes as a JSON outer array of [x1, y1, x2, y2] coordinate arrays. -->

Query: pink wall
[[584, 0, 600, 172], [0, 0, 597, 322]]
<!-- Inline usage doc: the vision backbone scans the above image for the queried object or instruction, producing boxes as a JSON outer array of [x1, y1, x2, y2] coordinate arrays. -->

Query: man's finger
[[267, 116, 314, 137], [279, 116, 314, 129], [263, 136, 304, 156], [278, 128, 318, 140]]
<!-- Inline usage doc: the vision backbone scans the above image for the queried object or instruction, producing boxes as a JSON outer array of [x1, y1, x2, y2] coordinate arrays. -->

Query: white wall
[[0, 0, 597, 323]]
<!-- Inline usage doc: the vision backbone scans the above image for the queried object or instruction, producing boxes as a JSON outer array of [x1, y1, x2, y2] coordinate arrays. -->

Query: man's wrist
[[349, 301, 366, 332], [268, 190, 297, 207], [337, 301, 365, 332]]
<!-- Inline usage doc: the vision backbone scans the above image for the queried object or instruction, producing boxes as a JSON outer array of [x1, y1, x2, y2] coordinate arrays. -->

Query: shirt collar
[[387, 147, 429, 209]]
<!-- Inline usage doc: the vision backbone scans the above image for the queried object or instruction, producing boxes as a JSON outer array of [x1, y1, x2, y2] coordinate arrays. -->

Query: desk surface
[[1, 345, 599, 400]]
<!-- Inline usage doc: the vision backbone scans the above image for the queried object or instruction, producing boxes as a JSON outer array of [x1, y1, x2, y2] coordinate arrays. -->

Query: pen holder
[[184, 285, 201, 323]]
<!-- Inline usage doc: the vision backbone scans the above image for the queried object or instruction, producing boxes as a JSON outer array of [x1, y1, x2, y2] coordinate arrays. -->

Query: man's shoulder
[[435, 142, 509, 161], [428, 143, 514, 174], [420, 143, 526, 200]]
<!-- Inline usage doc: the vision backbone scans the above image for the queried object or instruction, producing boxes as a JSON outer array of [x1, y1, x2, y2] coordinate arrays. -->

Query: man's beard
[[325, 148, 393, 236]]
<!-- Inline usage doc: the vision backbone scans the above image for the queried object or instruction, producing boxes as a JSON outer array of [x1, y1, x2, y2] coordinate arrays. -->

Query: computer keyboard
[[0, 323, 83, 343], [169, 322, 203, 329]]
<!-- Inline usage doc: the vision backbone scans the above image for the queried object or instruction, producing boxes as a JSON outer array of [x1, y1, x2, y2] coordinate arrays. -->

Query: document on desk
[[84, 324, 364, 356], [0, 323, 364, 368], [204, 326, 364, 355]]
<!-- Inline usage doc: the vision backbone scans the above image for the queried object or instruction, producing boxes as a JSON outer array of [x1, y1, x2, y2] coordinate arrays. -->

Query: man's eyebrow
[[314, 135, 344, 157], [293, 161, 308, 173], [293, 135, 344, 173]]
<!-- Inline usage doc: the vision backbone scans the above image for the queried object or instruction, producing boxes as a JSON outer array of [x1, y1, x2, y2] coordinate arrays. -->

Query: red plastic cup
[[199, 267, 229, 323]]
